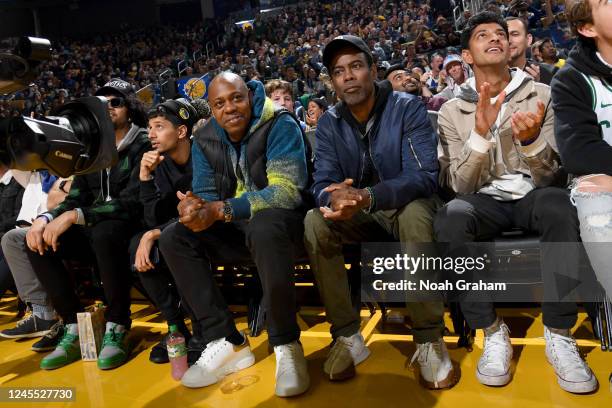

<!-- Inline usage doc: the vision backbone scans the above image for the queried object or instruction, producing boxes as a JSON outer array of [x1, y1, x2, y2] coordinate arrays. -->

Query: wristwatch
[[59, 179, 69, 193], [222, 200, 233, 223]]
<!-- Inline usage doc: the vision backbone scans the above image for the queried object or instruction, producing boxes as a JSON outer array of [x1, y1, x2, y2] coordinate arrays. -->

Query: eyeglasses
[[108, 97, 126, 108]]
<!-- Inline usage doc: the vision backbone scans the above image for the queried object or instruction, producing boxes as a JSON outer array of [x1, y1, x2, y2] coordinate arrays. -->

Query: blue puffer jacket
[[192, 80, 308, 220], [312, 83, 439, 211]]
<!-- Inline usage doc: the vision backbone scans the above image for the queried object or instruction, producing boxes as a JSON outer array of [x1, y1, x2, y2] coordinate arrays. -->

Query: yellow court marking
[[361, 310, 383, 341]]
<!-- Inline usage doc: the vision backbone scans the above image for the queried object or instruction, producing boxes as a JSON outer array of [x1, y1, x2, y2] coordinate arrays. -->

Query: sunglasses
[[108, 97, 126, 108]]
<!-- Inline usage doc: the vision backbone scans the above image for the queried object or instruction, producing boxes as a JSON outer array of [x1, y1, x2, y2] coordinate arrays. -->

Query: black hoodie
[[335, 80, 394, 188], [47, 125, 151, 227], [551, 39, 612, 176], [139, 154, 192, 229]]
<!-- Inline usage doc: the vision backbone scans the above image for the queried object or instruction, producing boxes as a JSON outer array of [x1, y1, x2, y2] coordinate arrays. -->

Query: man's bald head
[[209, 71, 249, 95], [208, 71, 253, 142]]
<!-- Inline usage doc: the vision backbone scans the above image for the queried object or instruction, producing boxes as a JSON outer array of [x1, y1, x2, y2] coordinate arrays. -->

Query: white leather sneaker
[[181, 334, 255, 388], [274, 341, 310, 397]]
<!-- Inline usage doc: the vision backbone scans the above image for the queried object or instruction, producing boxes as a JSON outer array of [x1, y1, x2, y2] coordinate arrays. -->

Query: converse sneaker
[[323, 332, 370, 381], [97, 322, 129, 370], [274, 341, 310, 397], [0, 312, 57, 339], [31, 321, 64, 352], [476, 320, 513, 386], [410, 338, 457, 389], [40, 323, 81, 370], [181, 333, 255, 388], [544, 326, 598, 394]]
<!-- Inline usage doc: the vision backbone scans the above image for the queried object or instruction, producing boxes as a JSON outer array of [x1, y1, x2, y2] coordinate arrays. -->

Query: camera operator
[[21, 79, 150, 371]]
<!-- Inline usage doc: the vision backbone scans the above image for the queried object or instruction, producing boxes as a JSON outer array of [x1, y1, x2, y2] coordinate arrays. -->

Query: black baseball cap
[[95, 78, 135, 98], [148, 98, 197, 128], [383, 64, 406, 80], [322, 35, 373, 71]]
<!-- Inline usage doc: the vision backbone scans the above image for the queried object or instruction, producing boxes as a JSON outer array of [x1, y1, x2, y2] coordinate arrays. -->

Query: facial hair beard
[[342, 87, 369, 107]]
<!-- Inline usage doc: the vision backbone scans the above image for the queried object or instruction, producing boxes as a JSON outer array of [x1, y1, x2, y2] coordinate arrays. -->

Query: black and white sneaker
[[31, 321, 64, 352], [0, 312, 58, 339]]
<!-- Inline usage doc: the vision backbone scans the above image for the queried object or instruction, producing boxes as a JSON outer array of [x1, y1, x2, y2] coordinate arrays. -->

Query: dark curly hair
[[124, 95, 148, 129], [460, 11, 509, 51]]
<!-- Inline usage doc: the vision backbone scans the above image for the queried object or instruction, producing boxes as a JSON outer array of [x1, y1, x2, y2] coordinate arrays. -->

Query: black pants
[[434, 187, 579, 330], [129, 231, 191, 327], [29, 220, 135, 326], [0, 245, 16, 299], [159, 208, 304, 346]]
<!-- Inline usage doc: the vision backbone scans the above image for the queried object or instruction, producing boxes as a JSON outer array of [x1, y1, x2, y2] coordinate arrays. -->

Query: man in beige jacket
[[434, 11, 598, 394]]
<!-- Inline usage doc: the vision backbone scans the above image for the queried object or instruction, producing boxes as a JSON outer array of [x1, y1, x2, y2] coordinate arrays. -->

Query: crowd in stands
[[1, 0, 572, 121]]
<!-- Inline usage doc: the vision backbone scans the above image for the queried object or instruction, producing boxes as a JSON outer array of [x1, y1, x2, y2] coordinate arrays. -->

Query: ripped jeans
[[571, 176, 612, 299]]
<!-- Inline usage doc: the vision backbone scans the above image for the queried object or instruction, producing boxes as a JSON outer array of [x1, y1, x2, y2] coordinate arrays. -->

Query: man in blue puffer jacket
[[159, 72, 310, 397], [304, 35, 457, 390]]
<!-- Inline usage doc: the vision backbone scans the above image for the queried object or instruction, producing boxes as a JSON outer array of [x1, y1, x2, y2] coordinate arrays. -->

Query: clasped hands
[[320, 179, 371, 221], [177, 191, 224, 232]]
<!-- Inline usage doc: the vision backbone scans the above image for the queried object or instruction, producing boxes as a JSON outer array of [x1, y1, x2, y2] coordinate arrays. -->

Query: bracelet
[[363, 187, 376, 214], [520, 135, 539, 146], [36, 214, 51, 224], [59, 180, 69, 194]]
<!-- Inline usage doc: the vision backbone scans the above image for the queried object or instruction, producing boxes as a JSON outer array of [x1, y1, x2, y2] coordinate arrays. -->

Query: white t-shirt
[[580, 57, 612, 146], [11, 171, 48, 225]]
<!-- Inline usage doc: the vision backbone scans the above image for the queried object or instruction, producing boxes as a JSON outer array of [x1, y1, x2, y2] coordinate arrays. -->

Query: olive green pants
[[304, 196, 445, 343]]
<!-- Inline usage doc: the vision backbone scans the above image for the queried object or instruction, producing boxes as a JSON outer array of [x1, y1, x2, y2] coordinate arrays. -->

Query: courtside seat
[[93, 109, 606, 350]]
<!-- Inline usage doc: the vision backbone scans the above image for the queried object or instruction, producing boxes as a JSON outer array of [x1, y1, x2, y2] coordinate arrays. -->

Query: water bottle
[[167, 324, 188, 380]]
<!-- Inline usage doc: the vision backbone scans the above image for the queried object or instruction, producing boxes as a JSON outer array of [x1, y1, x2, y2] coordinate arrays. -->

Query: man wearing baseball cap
[[304, 35, 457, 389], [95, 78, 135, 99], [437, 54, 469, 100], [132, 98, 211, 365], [384, 64, 448, 111], [24, 78, 151, 371]]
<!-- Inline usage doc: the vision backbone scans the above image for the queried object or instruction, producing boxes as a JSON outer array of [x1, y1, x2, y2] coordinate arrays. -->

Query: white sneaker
[[274, 341, 310, 397], [410, 338, 457, 389], [181, 334, 255, 388], [476, 321, 513, 386], [323, 332, 370, 381], [544, 326, 598, 394]]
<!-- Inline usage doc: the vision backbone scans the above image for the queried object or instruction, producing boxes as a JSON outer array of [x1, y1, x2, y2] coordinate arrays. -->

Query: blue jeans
[[571, 178, 612, 299]]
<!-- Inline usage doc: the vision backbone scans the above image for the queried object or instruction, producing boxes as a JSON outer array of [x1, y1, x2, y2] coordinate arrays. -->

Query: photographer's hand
[[26, 217, 48, 256], [42, 210, 77, 252]]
